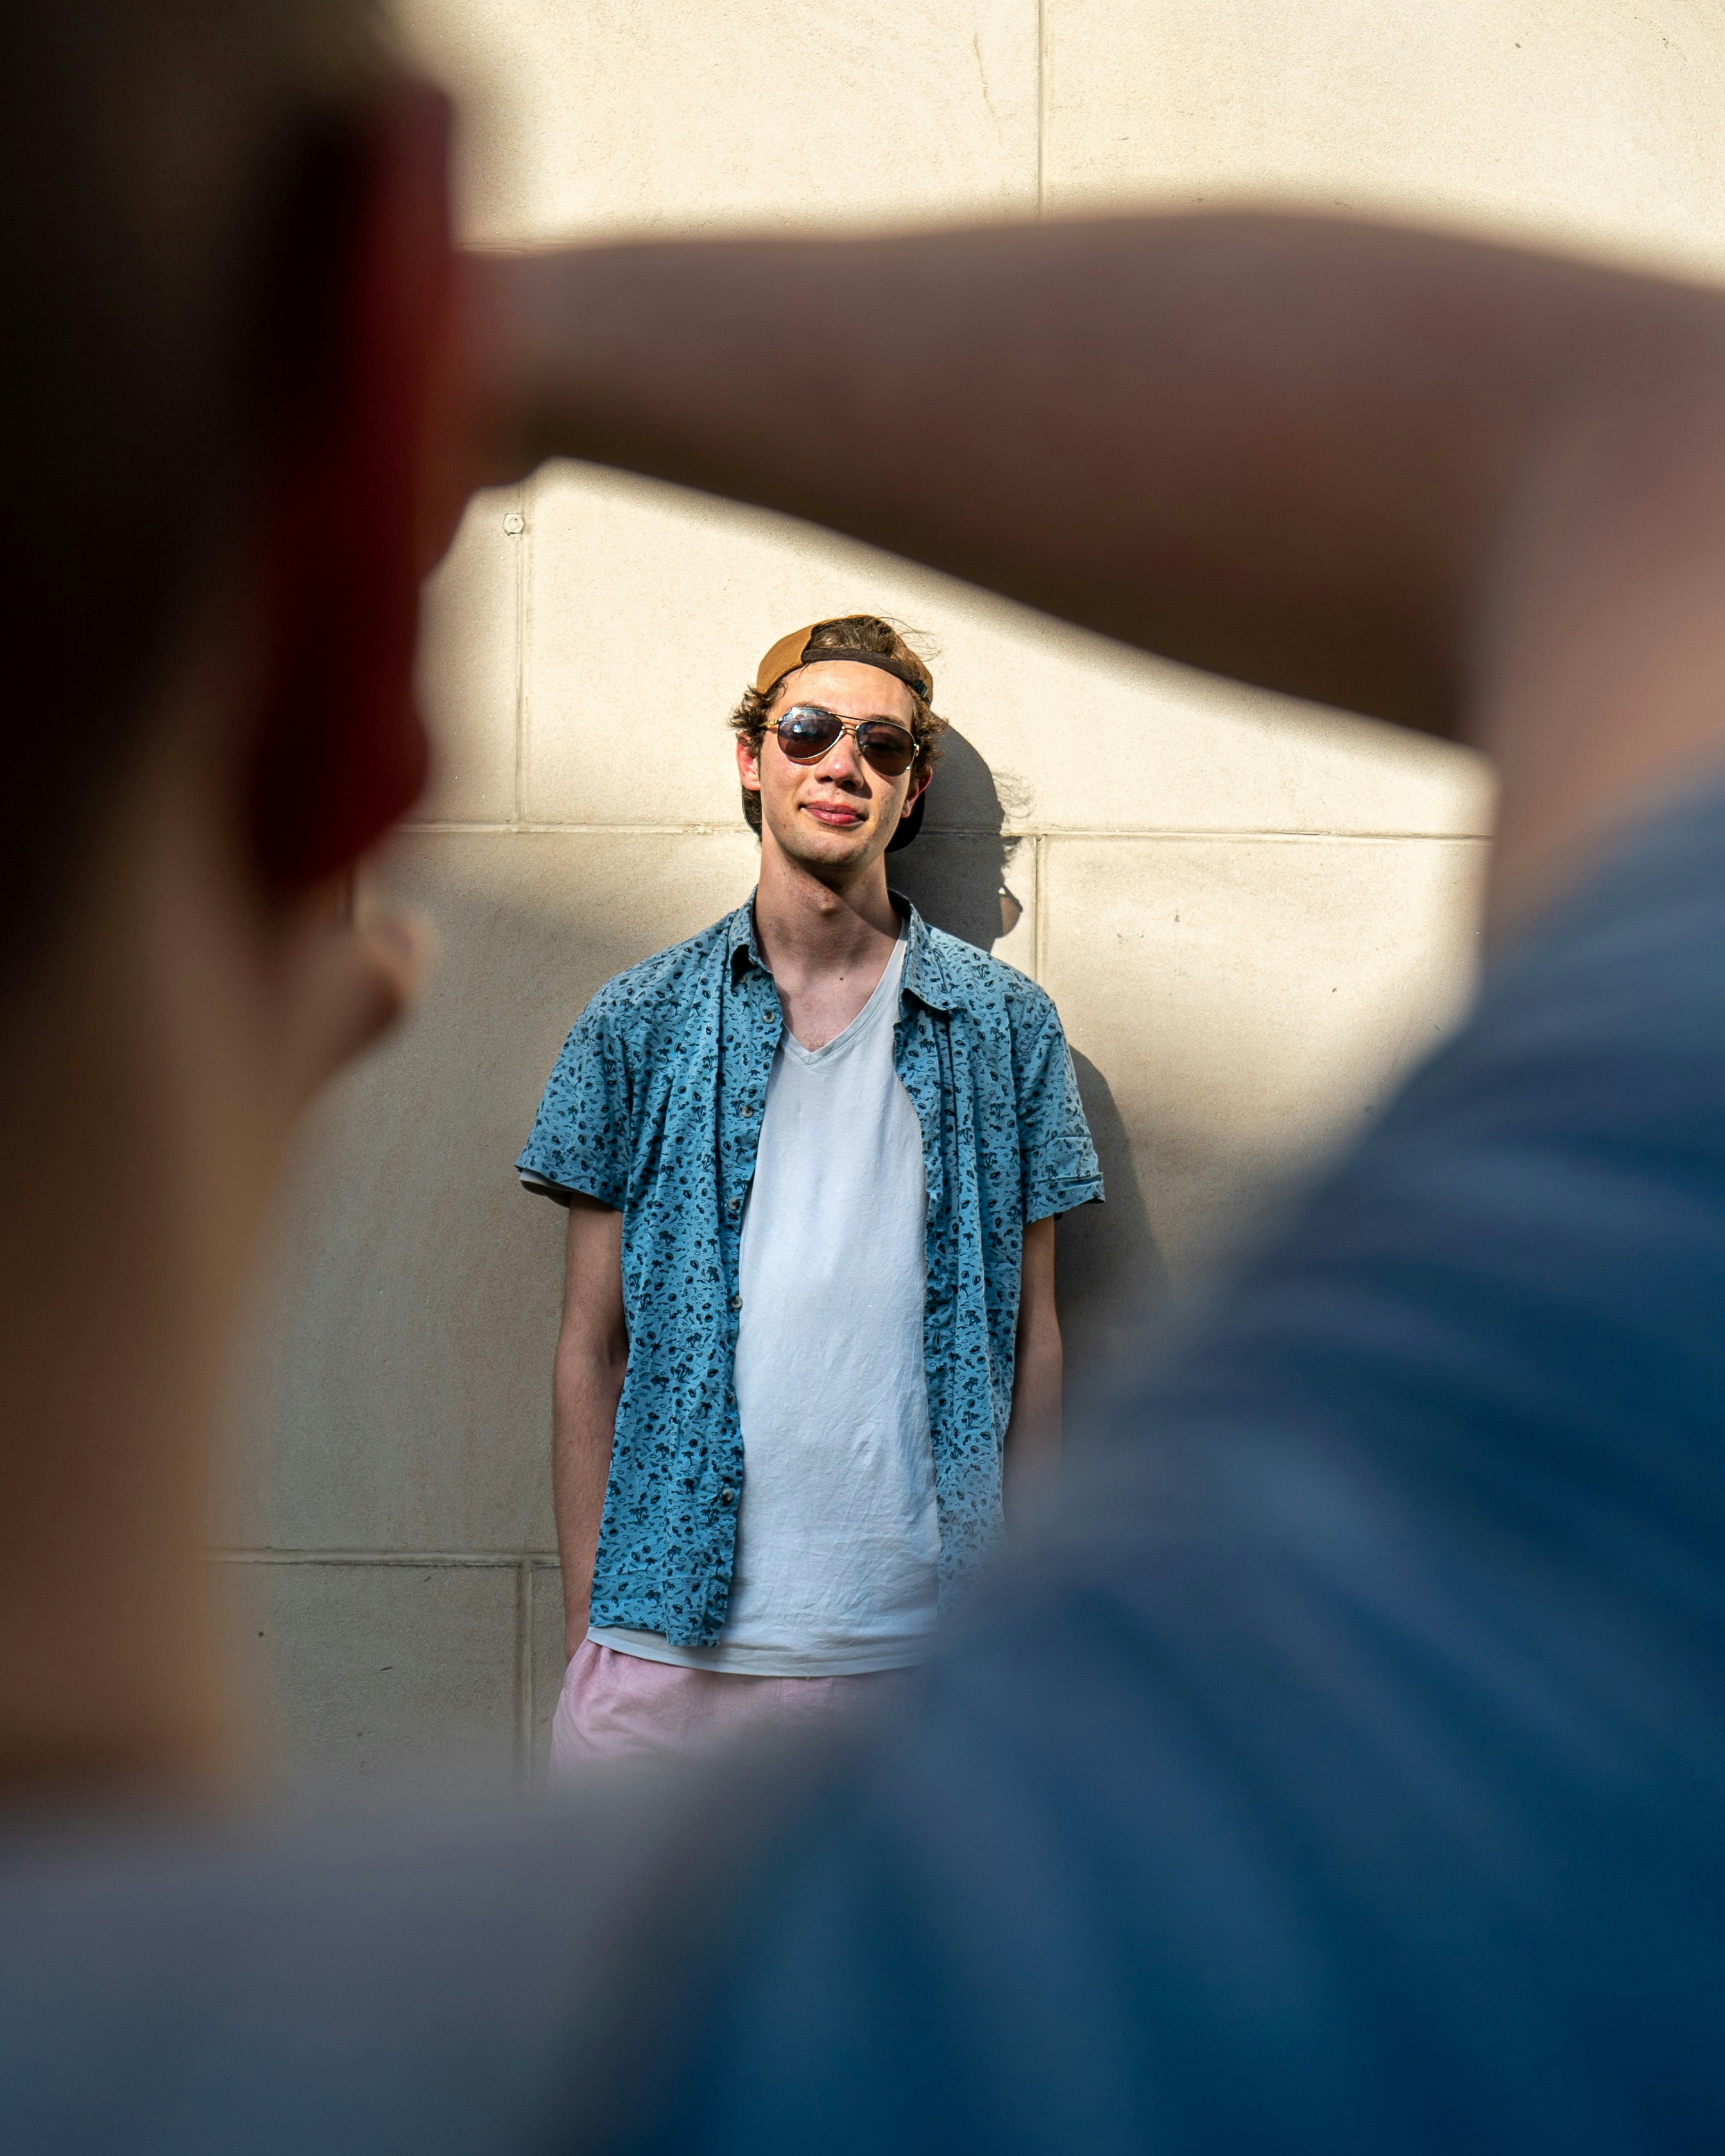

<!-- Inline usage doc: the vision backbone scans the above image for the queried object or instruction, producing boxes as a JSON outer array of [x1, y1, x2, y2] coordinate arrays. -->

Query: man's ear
[[246, 84, 465, 898], [737, 733, 764, 794]]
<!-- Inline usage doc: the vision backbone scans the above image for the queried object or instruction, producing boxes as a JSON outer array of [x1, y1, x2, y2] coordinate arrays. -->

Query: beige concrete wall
[[226, 0, 1725, 1796]]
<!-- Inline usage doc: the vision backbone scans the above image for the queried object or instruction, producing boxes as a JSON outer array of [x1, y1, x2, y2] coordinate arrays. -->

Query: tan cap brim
[[754, 626, 818, 696]]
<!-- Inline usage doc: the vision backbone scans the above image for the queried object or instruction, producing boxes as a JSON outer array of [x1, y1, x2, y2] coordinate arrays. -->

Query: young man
[[517, 615, 1101, 1765]]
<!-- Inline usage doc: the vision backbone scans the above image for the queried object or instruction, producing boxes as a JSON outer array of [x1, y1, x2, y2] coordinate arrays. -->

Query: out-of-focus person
[[518, 613, 1095, 1774], [6, 2, 1725, 2150]]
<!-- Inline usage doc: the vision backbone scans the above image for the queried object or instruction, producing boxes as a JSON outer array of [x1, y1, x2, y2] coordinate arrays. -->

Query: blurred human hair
[[727, 614, 947, 837], [0, 2, 385, 1002]]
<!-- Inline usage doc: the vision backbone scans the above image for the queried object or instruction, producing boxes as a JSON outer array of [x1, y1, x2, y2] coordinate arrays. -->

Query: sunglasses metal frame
[[764, 703, 920, 778]]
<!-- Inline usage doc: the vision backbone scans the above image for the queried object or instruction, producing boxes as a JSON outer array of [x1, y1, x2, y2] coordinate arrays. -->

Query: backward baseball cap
[[755, 624, 934, 705]]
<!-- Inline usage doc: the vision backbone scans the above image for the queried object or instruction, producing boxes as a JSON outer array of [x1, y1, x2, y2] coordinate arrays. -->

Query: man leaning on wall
[[517, 613, 1098, 1770], [12, 0, 1725, 2150]]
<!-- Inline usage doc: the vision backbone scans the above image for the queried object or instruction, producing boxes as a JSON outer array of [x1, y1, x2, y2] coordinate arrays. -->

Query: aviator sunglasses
[[766, 704, 920, 778]]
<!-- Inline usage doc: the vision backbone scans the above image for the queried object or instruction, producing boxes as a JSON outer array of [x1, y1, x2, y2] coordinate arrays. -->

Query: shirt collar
[[725, 901, 766, 977], [891, 893, 958, 1014], [727, 891, 961, 1016]]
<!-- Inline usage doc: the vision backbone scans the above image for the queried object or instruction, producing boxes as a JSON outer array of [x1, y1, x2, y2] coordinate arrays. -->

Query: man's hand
[[553, 1195, 628, 1657]]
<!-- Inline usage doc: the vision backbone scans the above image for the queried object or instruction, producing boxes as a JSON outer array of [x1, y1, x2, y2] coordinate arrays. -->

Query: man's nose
[[814, 732, 868, 783]]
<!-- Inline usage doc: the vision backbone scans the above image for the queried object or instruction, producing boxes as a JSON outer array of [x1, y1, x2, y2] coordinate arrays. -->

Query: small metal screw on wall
[[502, 510, 525, 536]]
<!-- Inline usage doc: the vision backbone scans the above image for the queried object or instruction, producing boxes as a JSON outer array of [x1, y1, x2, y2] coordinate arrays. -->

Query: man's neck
[[753, 843, 898, 979], [752, 842, 902, 1050]]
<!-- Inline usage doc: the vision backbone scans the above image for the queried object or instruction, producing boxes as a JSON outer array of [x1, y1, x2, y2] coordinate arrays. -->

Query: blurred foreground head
[[0, 4, 447, 1792]]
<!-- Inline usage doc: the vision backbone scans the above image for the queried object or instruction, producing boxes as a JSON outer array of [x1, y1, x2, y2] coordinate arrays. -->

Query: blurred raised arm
[[468, 215, 1725, 911]]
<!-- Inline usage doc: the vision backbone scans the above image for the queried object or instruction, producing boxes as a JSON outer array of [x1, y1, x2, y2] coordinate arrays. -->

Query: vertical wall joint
[[514, 1556, 534, 1784]]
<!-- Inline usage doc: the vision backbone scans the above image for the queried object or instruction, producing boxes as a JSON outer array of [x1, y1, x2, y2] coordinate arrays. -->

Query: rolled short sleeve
[[1014, 993, 1103, 1224], [515, 994, 631, 1210]]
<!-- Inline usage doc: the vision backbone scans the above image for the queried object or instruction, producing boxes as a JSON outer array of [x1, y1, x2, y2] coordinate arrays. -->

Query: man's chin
[[775, 819, 881, 871]]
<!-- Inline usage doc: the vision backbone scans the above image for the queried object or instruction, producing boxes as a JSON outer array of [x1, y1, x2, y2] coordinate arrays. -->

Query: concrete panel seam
[[1036, 0, 1046, 215], [514, 1557, 533, 1783], [212, 1550, 561, 1567], [393, 820, 1494, 843], [1015, 828, 1493, 844], [511, 478, 528, 828], [1033, 832, 1048, 982]]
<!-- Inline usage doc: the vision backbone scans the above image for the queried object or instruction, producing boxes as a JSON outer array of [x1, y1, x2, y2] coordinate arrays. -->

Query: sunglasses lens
[[775, 710, 845, 762], [857, 724, 916, 778]]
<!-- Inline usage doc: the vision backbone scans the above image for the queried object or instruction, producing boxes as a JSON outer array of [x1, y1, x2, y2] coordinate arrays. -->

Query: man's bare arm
[[473, 216, 1725, 914], [553, 1194, 628, 1659], [1004, 1217, 1061, 1528]]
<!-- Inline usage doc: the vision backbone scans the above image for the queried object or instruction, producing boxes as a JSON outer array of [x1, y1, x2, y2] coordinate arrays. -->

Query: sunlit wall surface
[[225, 0, 1725, 1797]]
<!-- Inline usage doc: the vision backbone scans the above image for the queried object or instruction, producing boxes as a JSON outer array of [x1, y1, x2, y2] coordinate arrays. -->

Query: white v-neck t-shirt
[[593, 932, 940, 1677]]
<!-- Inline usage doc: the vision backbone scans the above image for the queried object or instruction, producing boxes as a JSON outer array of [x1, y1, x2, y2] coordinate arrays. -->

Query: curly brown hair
[[728, 615, 947, 837]]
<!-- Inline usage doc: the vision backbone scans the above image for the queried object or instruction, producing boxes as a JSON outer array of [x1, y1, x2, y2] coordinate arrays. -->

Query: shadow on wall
[[890, 730, 1167, 1419], [1058, 1050, 1167, 1419], [889, 726, 1027, 952]]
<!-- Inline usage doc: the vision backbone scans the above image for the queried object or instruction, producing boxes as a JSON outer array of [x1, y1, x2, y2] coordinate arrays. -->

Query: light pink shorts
[[550, 1638, 914, 1779]]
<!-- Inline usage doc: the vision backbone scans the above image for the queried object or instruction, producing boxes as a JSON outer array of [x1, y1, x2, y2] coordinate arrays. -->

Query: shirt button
[[719, 1486, 736, 1507], [728, 1292, 743, 1310], [727, 1196, 739, 1211]]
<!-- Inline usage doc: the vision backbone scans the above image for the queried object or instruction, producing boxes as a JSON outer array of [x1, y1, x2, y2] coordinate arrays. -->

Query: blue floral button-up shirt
[[517, 896, 1103, 1648]]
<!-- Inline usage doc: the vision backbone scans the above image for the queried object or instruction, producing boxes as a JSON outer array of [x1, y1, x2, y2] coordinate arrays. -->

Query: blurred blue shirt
[[636, 776, 1725, 2152]]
